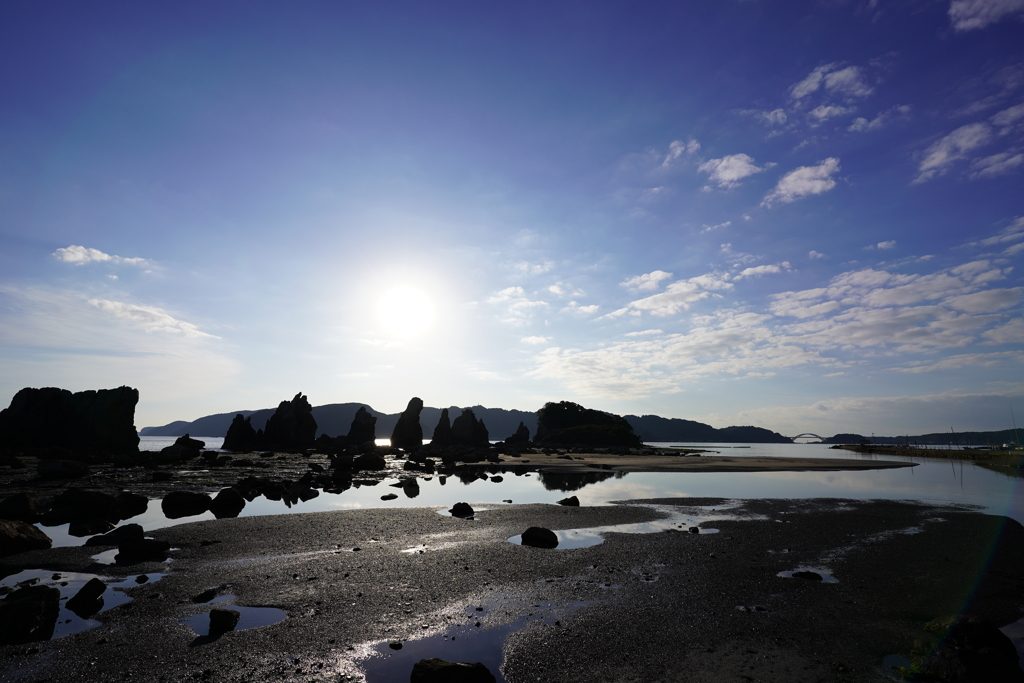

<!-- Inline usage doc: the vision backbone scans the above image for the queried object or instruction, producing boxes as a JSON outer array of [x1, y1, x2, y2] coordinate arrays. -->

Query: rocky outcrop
[[390, 397, 424, 451], [84, 523, 144, 546], [521, 527, 559, 548], [557, 495, 580, 506], [347, 407, 376, 446], [0, 586, 60, 644], [115, 539, 171, 564], [921, 615, 1023, 682], [504, 422, 530, 444], [263, 393, 317, 450], [223, 414, 259, 452], [451, 409, 489, 447], [535, 401, 641, 447], [411, 658, 496, 683], [431, 409, 453, 447], [158, 434, 204, 462], [0, 386, 140, 453], [0, 520, 52, 557]]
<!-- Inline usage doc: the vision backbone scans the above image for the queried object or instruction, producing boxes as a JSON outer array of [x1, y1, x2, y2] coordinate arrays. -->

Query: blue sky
[[2, 1, 1023, 436]]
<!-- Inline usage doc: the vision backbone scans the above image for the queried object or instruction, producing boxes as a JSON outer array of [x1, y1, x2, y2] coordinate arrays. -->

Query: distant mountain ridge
[[623, 414, 792, 443]]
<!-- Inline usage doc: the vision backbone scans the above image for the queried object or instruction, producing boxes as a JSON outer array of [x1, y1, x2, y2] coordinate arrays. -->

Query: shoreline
[[2, 497, 1022, 681]]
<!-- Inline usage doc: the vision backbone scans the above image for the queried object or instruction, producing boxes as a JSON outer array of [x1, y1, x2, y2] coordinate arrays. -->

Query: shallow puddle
[[0, 569, 164, 639], [358, 601, 579, 683], [777, 567, 839, 583], [183, 595, 288, 636]]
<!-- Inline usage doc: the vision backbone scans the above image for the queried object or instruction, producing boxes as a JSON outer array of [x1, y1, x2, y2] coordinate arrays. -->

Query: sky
[[1, 1, 1023, 436]]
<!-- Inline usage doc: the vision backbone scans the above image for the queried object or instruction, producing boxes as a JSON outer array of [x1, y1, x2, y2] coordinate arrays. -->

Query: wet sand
[[2, 496, 1022, 682]]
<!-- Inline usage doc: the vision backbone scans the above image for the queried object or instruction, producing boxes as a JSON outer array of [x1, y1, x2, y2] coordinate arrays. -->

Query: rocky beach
[[2, 389, 1023, 681]]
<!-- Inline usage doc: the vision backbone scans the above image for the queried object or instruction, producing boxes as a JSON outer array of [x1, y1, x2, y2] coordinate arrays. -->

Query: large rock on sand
[[263, 393, 317, 450], [347, 406, 376, 446], [223, 414, 259, 452], [161, 491, 212, 519], [0, 520, 52, 557], [0, 386, 140, 453], [390, 397, 424, 451], [0, 586, 60, 644]]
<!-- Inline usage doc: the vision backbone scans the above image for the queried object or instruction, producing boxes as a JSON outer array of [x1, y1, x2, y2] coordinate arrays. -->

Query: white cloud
[[513, 261, 553, 275], [848, 105, 912, 132], [914, 122, 993, 183], [720, 243, 760, 266], [790, 64, 873, 101], [809, 250, 827, 260], [605, 272, 734, 318], [625, 329, 664, 337], [970, 151, 1024, 178], [698, 154, 772, 189], [895, 351, 1022, 373], [548, 282, 584, 297], [53, 245, 150, 267], [521, 336, 551, 344], [949, 0, 1024, 30], [809, 105, 854, 124], [561, 301, 600, 315], [620, 270, 673, 292], [762, 158, 841, 207], [701, 221, 732, 234], [487, 286, 549, 324], [965, 217, 1024, 248], [992, 102, 1024, 132], [488, 286, 526, 303], [661, 139, 701, 167], [983, 317, 1024, 344], [88, 299, 219, 338], [735, 262, 793, 279], [739, 108, 788, 126], [944, 287, 1024, 313], [877, 240, 897, 250]]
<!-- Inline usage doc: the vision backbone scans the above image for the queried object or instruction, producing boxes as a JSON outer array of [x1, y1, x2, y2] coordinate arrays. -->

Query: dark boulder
[[223, 414, 259, 452], [0, 386, 140, 453], [923, 615, 1024, 682], [0, 520, 52, 557], [209, 488, 246, 519], [411, 658, 496, 683], [353, 453, 386, 471], [451, 409, 489, 447], [792, 571, 822, 581], [161, 491, 212, 519], [449, 502, 474, 518], [402, 478, 420, 498], [52, 488, 120, 521], [66, 578, 106, 618], [158, 434, 204, 462], [390, 397, 424, 451], [431, 408, 453, 448], [116, 492, 149, 520], [0, 586, 60, 644], [209, 608, 241, 635], [557, 495, 580, 507], [174, 434, 205, 450], [504, 422, 530, 444], [0, 493, 39, 522], [347, 406, 377, 446], [37, 459, 89, 480], [85, 523, 145, 547], [116, 539, 171, 564], [263, 393, 317, 450], [521, 527, 559, 549]]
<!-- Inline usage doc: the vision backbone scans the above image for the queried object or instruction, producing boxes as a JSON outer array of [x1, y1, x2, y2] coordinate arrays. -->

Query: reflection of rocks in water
[[538, 470, 623, 492]]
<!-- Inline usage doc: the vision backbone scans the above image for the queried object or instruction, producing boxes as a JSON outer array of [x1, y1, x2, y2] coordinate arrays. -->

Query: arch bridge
[[789, 433, 826, 443]]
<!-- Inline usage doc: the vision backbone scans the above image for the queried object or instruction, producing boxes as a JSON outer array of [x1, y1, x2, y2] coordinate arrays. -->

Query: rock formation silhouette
[[390, 397, 424, 451], [0, 386, 139, 453]]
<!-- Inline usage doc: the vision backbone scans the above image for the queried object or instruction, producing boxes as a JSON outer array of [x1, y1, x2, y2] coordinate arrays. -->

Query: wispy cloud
[[762, 158, 841, 206], [790, 64, 873, 101], [88, 299, 219, 338], [53, 245, 151, 267], [948, 0, 1024, 31], [809, 250, 827, 260], [605, 272, 733, 318], [915, 123, 993, 182], [521, 336, 551, 344], [701, 221, 732, 234], [620, 270, 673, 292], [734, 262, 793, 279]]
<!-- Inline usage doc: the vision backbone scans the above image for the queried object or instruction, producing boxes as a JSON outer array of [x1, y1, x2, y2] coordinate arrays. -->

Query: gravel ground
[[1, 497, 1023, 683]]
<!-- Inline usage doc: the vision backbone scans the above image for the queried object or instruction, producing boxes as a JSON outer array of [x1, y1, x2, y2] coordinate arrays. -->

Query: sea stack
[[347, 406, 376, 446], [390, 397, 424, 451], [263, 393, 317, 450]]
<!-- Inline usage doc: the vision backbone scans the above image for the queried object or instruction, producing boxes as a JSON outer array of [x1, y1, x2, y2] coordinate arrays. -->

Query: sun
[[377, 286, 434, 336]]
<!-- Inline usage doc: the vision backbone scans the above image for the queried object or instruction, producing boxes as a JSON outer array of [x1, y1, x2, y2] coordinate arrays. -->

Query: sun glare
[[377, 286, 434, 336]]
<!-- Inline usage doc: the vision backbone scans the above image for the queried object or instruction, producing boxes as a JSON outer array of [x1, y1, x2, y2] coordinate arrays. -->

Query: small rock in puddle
[[778, 568, 838, 583], [209, 608, 240, 635], [449, 503, 474, 518], [520, 527, 558, 549], [792, 571, 822, 582]]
